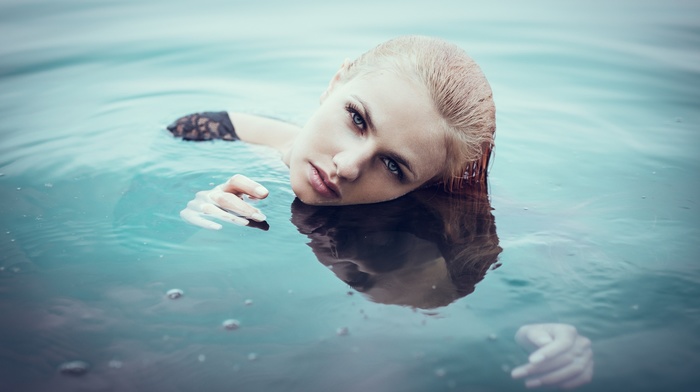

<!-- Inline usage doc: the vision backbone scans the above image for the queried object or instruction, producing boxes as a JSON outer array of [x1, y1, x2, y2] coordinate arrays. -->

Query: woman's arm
[[167, 111, 300, 153], [229, 112, 300, 152], [167, 111, 301, 230]]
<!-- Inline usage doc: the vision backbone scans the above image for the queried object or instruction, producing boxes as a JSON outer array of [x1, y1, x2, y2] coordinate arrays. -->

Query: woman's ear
[[320, 58, 352, 104]]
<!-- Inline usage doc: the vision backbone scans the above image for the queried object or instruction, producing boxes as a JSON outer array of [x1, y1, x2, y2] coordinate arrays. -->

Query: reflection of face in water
[[291, 186, 502, 309]]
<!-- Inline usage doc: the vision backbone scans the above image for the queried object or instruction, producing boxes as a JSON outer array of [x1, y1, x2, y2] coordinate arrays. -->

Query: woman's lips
[[308, 163, 340, 199]]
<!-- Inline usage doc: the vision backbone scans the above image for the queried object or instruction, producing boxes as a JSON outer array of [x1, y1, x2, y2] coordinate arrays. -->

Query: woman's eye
[[351, 111, 365, 128], [382, 157, 402, 178], [346, 105, 366, 131]]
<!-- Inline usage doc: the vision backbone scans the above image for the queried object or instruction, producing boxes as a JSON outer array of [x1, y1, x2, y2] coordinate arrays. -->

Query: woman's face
[[286, 70, 447, 205]]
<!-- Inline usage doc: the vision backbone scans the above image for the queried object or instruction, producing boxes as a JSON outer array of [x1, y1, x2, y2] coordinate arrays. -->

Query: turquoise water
[[1, 0, 699, 391]]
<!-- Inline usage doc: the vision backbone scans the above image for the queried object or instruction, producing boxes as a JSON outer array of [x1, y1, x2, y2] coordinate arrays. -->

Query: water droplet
[[16, 187, 21, 191], [108, 360, 123, 369], [44, 183, 53, 188], [288, 289, 294, 294], [59, 360, 89, 376], [166, 289, 184, 299], [198, 354, 206, 362], [247, 353, 258, 361], [431, 285, 436, 290], [523, 207, 529, 210], [222, 319, 240, 330], [631, 304, 639, 310], [641, 196, 646, 199], [487, 333, 498, 341], [0, 173, 4, 177], [159, 254, 164, 258], [347, 291, 354, 296], [435, 368, 447, 377], [336, 327, 349, 336], [244, 299, 253, 306]]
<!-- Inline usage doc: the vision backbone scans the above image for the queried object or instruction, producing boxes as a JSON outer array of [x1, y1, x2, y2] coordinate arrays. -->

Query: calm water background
[[1, 0, 699, 391]]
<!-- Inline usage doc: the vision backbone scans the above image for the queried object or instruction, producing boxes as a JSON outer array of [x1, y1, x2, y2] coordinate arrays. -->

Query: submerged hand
[[180, 174, 269, 230], [511, 323, 593, 389]]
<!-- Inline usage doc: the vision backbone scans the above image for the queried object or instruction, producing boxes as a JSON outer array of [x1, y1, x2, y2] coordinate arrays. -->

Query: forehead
[[343, 71, 447, 182]]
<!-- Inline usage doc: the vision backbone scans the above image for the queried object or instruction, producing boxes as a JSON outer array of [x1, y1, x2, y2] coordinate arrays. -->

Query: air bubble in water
[[336, 327, 349, 336], [435, 368, 447, 377], [222, 319, 240, 330], [244, 299, 253, 306], [248, 353, 258, 361], [198, 354, 206, 362], [108, 360, 123, 369], [166, 289, 184, 299], [59, 360, 89, 376]]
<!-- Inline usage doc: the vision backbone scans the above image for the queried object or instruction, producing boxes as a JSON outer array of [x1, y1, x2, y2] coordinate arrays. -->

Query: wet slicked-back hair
[[342, 36, 496, 190]]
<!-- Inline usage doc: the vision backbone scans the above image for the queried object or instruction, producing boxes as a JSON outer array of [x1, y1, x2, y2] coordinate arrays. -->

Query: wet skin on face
[[285, 71, 447, 205]]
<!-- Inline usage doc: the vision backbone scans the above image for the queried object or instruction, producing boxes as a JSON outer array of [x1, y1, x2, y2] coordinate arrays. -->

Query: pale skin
[[179, 62, 593, 390], [181, 62, 447, 229]]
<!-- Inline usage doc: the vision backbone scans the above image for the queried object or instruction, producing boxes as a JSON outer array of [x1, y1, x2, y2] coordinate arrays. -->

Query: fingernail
[[254, 186, 268, 197], [251, 212, 266, 222], [529, 353, 545, 364], [511, 367, 527, 378]]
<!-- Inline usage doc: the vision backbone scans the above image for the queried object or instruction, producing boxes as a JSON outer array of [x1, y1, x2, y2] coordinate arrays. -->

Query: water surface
[[1, 0, 699, 391]]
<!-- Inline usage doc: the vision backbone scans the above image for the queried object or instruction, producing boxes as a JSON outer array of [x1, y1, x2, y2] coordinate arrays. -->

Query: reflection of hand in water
[[512, 323, 594, 389]]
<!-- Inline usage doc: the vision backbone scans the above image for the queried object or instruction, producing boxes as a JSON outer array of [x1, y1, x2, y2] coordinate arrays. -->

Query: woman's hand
[[180, 174, 269, 230], [511, 323, 593, 389]]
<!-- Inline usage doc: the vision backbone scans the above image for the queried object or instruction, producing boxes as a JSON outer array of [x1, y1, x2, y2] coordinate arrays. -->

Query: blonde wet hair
[[341, 35, 496, 190]]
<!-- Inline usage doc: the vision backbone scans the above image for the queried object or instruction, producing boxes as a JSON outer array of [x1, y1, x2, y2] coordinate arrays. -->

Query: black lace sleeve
[[166, 111, 239, 141]]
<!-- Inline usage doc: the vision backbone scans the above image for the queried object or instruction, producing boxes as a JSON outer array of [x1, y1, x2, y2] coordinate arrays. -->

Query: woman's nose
[[333, 147, 371, 182]]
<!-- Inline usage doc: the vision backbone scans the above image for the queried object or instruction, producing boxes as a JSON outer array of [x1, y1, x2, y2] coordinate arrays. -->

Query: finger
[[221, 174, 269, 199], [515, 324, 553, 352], [210, 190, 266, 222], [200, 203, 249, 226], [180, 209, 223, 230], [511, 353, 573, 379], [527, 331, 576, 364], [527, 328, 554, 347], [524, 357, 589, 388], [560, 360, 594, 389]]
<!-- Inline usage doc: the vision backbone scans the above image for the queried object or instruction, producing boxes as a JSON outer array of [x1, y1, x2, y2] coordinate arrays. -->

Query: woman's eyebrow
[[353, 95, 416, 180]]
